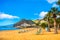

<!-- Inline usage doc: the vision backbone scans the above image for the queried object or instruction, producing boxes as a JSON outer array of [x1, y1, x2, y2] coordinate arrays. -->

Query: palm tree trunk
[[59, 23, 60, 27], [36, 26, 42, 35], [54, 18, 58, 34], [48, 21, 51, 32], [58, 24, 60, 29], [47, 18, 51, 32]]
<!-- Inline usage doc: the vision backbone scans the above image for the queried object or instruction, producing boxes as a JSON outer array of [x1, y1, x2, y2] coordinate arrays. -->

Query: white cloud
[[0, 12, 19, 19], [39, 11, 48, 19], [47, 0, 58, 4], [52, 4, 59, 7]]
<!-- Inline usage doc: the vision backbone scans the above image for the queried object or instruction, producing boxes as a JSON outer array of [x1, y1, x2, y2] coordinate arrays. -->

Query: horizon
[[0, 0, 58, 26]]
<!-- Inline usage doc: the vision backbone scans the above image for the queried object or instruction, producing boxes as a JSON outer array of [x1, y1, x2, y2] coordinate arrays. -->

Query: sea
[[0, 25, 19, 31]]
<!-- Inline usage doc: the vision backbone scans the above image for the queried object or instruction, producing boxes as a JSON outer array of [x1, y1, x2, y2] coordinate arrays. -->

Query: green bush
[[40, 23, 48, 29]]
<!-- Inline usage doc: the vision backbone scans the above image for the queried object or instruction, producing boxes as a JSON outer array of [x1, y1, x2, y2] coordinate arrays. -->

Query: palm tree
[[56, 0, 60, 15], [56, 0, 60, 11], [43, 11, 52, 32], [57, 17, 60, 29], [51, 7, 58, 34], [35, 19, 42, 35], [56, 0, 60, 7]]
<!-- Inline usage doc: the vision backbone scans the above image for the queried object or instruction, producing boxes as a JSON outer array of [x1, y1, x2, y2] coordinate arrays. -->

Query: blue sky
[[0, 0, 58, 26]]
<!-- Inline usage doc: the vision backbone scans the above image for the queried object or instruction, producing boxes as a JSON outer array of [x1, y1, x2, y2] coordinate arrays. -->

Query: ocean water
[[0, 25, 19, 31]]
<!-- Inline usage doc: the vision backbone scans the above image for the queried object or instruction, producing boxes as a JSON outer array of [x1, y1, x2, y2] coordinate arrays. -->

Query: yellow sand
[[0, 28, 60, 40]]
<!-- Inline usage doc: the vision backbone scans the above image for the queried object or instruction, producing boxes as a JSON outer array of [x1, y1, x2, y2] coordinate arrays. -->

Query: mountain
[[14, 19, 35, 28]]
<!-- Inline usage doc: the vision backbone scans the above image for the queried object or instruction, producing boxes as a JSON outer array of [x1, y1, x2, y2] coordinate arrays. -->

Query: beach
[[0, 28, 60, 40]]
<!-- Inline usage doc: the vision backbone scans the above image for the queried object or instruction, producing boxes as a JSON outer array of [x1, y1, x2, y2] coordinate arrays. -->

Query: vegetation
[[56, 0, 60, 7], [57, 17, 60, 29], [44, 11, 52, 32], [35, 20, 48, 34], [42, 0, 60, 34]]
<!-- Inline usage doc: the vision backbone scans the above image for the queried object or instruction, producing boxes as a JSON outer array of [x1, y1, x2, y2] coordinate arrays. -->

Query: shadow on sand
[[0, 38, 8, 40]]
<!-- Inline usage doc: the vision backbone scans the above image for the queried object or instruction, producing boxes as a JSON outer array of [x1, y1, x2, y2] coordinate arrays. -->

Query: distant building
[[20, 23, 31, 27]]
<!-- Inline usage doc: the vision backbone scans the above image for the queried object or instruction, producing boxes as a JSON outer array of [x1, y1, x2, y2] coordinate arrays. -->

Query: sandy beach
[[0, 28, 60, 40]]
